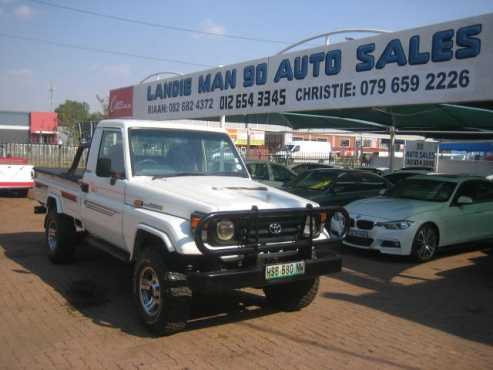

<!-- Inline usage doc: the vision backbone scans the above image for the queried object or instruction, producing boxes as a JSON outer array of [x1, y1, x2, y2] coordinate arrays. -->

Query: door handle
[[80, 182, 89, 193]]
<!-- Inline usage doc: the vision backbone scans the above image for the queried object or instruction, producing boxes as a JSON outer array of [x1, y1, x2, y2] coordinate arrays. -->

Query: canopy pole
[[220, 115, 226, 128], [388, 126, 396, 172]]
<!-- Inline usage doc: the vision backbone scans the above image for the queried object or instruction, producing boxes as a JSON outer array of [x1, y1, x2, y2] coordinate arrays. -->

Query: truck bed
[[35, 167, 84, 183]]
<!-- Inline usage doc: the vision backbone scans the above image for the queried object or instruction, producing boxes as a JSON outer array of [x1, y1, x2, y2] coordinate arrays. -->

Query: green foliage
[[55, 100, 91, 127]]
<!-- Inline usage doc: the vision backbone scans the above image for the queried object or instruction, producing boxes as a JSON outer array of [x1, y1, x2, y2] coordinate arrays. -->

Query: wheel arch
[[132, 225, 175, 262], [417, 221, 440, 245]]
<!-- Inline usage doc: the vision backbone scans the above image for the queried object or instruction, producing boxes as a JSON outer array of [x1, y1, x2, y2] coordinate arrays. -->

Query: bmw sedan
[[342, 175, 493, 262]]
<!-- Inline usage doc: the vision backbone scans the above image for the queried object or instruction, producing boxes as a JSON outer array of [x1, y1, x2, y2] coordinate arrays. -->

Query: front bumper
[[343, 224, 417, 255], [187, 252, 341, 291]]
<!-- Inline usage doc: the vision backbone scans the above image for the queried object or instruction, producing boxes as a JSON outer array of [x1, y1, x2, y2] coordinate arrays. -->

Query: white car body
[[32, 119, 330, 259], [0, 158, 33, 190], [343, 175, 493, 256], [275, 140, 332, 160]]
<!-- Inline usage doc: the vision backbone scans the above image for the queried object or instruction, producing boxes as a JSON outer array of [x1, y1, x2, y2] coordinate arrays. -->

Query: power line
[[28, 0, 290, 45], [0, 32, 214, 68]]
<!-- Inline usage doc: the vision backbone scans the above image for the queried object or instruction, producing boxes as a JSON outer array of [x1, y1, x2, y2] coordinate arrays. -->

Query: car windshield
[[129, 129, 248, 178], [288, 171, 338, 191], [281, 145, 294, 152], [387, 178, 457, 202]]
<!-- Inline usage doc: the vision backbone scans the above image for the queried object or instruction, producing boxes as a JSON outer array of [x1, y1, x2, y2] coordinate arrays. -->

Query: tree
[[96, 94, 109, 117], [55, 100, 91, 127], [55, 100, 91, 144]]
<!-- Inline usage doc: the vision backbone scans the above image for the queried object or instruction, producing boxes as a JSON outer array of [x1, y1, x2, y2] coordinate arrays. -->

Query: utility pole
[[48, 82, 55, 112]]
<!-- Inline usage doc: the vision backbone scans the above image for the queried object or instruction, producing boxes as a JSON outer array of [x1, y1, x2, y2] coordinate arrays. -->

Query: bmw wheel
[[411, 224, 439, 262]]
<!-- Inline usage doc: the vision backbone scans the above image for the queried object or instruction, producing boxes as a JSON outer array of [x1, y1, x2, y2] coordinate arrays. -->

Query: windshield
[[288, 171, 338, 191], [387, 178, 457, 202], [281, 144, 294, 152], [129, 129, 248, 178]]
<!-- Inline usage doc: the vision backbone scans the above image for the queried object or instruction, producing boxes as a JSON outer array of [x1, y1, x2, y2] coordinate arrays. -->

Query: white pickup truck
[[32, 119, 347, 335]]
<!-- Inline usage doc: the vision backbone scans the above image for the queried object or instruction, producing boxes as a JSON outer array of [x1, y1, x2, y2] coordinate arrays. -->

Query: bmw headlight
[[216, 220, 235, 241], [377, 220, 414, 230]]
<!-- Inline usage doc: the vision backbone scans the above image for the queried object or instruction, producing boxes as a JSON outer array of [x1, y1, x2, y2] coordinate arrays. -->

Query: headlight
[[377, 220, 414, 230], [303, 215, 322, 237], [216, 220, 235, 241]]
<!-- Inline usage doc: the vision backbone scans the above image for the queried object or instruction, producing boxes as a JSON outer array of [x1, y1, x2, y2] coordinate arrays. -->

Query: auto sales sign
[[109, 13, 493, 120]]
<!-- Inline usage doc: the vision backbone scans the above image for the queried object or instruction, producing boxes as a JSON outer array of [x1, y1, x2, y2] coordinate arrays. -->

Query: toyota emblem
[[269, 223, 282, 234]]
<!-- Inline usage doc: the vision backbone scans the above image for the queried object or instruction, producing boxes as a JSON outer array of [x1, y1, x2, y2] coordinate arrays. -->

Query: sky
[[1, 0, 493, 113]]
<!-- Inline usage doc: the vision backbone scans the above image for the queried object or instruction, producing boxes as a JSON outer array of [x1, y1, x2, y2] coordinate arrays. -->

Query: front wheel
[[411, 224, 439, 262], [263, 277, 320, 311], [133, 248, 191, 336]]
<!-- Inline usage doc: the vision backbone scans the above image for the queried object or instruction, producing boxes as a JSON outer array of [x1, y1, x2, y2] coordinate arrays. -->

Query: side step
[[85, 236, 130, 263]]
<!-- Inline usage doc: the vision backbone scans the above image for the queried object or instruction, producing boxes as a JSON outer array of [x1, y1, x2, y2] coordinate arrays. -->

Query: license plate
[[349, 229, 369, 238], [265, 261, 305, 281]]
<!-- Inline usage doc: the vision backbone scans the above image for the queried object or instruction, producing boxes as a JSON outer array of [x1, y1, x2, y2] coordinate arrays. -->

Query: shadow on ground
[[325, 244, 493, 345], [0, 231, 276, 338]]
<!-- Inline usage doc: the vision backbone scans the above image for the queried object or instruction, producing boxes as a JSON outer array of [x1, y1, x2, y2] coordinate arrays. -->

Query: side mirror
[[456, 195, 473, 205], [96, 157, 112, 177]]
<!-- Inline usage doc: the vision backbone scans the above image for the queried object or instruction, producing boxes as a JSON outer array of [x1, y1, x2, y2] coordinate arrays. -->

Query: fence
[[0, 143, 82, 168], [243, 148, 361, 168]]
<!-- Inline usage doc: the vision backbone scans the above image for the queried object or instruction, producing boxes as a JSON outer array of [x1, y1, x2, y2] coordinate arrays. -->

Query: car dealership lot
[[0, 197, 492, 370]]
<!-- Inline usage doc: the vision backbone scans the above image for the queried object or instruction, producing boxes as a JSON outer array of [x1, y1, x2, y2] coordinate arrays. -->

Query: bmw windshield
[[387, 178, 457, 202], [129, 129, 248, 178]]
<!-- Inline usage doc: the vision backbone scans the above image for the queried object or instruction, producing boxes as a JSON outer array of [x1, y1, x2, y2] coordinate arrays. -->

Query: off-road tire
[[133, 248, 191, 336], [44, 209, 76, 264], [263, 277, 320, 311], [411, 223, 439, 263]]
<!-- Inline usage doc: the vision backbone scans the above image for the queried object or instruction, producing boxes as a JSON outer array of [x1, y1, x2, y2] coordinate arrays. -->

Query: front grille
[[356, 220, 374, 230], [346, 235, 374, 246], [241, 214, 306, 244]]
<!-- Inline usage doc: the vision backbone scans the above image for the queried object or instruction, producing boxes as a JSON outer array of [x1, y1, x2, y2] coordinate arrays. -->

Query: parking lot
[[0, 196, 492, 370]]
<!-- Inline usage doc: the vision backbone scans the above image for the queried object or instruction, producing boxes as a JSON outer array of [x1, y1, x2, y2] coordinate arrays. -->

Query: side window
[[477, 181, 493, 202], [252, 163, 269, 180], [271, 164, 295, 182], [97, 130, 125, 177], [293, 145, 300, 153], [333, 173, 358, 193], [455, 181, 481, 203], [358, 173, 387, 190]]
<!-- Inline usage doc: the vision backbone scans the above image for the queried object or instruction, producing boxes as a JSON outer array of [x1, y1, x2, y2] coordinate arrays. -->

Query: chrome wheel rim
[[139, 266, 161, 316], [415, 226, 437, 260], [47, 220, 57, 251]]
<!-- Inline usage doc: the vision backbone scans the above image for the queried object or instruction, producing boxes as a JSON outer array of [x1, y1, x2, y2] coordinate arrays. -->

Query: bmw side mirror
[[456, 196, 473, 206]]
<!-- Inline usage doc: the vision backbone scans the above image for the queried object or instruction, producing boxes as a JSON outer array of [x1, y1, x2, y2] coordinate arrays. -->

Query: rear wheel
[[44, 210, 76, 263], [263, 277, 319, 311], [411, 224, 439, 262], [133, 248, 191, 336]]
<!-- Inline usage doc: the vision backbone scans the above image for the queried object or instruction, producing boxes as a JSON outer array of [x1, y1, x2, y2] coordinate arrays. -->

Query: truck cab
[[32, 119, 347, 335]]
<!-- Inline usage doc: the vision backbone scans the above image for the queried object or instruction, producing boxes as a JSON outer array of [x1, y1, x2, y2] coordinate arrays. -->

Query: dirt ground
[[0, 196, 492, 370]]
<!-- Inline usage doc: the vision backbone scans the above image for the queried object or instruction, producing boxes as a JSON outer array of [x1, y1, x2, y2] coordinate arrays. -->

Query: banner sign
[[110, 13, 493, 120], [404, 141, 439, 169], [226, 128, 265, 146]]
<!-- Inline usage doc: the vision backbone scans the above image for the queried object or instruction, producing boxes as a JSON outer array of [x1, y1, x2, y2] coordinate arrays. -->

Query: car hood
[[127, 176, 315, 219], [345, 196, 445, 221]]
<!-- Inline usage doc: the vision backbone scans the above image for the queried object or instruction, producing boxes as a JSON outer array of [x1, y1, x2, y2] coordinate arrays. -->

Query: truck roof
[[99, 119, 227, 134]]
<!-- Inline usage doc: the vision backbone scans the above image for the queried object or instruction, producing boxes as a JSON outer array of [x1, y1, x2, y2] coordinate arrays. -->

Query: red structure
[[30, 112, 58, 144]]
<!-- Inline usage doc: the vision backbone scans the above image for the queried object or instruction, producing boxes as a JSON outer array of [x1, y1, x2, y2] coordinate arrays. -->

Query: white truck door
[[82, 128, 126, 248]]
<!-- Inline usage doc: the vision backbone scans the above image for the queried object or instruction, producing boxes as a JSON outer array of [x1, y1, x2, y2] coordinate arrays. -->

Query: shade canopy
[[224, 103, 493, 140]]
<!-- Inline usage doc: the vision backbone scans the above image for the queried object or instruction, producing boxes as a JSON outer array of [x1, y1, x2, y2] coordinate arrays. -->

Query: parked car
[[283, 169, 391, 206], [246, 160, 297, 188], [384, 170, 432, 186], [342, 175, 493, 262], [354, 167, 385, 176], [401, 166, 435, 172], [31, 120, 345, 335], [290, 162, 335, 174], [0, 157, 33, 196]]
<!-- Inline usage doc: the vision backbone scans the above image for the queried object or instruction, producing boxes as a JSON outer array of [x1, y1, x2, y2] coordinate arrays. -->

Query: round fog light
[[216, 220, 235, 241]]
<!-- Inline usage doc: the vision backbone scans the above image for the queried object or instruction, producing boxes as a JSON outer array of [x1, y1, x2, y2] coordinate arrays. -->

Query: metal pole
[[220, 115, 226, 128], [389, 126, 396, 172]]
